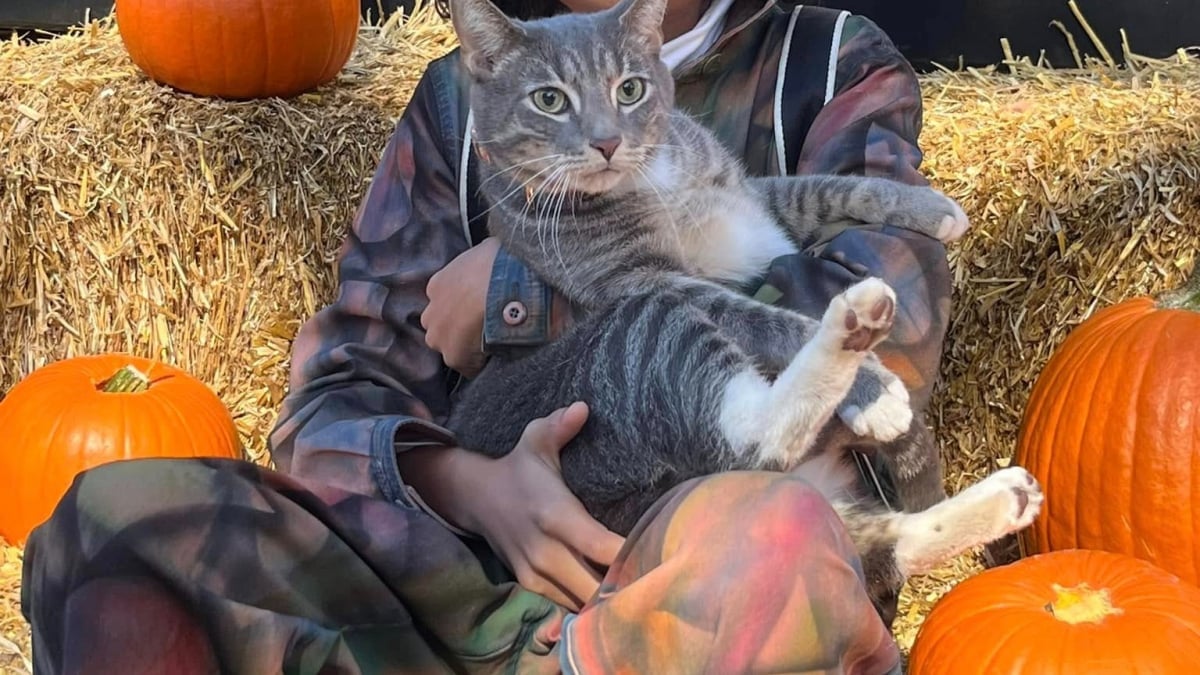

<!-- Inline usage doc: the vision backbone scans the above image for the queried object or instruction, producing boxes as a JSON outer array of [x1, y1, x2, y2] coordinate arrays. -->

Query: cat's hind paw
[[826, 278, 896, 353], [894, 467, 1043, 576], [956, 467, 1044, 537]]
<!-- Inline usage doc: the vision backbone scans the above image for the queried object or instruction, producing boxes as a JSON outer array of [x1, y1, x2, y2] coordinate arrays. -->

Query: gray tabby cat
[[443, 0, 1042, 612]]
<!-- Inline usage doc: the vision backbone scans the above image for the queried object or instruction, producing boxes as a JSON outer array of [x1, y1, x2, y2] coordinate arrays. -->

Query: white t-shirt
[[658, 0, 737, 72]]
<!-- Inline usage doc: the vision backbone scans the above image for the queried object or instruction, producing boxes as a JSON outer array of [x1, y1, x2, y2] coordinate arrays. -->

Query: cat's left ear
[[613, 0, 667, 53]]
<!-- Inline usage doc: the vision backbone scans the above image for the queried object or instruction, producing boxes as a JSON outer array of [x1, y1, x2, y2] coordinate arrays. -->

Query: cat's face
[[452, 0, 674, 196]]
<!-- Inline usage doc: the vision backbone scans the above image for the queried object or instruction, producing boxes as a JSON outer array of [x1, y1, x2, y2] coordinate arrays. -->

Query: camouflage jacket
[[268, 0, 951, 505]]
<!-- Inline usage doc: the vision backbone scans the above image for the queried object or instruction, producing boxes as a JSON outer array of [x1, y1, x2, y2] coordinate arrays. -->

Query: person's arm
[[795, 15, 928, 188], [771, 15, 953, 410], [267, 61, 466, 501]]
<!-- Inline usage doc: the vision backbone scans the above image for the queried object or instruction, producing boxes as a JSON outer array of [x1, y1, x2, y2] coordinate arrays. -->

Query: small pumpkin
[[115, 0, 361, 100], [0, 354, 242, 544], [1014, 267, 1200, 585], [909, 549, 1200, 673]]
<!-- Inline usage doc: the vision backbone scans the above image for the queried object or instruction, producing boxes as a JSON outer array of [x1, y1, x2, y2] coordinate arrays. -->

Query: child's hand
[[464, 402, 625, 610], [421, 237, 501, 377]]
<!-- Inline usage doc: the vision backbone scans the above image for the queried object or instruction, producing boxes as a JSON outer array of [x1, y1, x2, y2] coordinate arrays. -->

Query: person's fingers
[[517, 402, 588, 456], [540, 401, 589, 456], [508, 559, 578, 610], [542, 502, 626, 567], [526, 542, 603, 610]]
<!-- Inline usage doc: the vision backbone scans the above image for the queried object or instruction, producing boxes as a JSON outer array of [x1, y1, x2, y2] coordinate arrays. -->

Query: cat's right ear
[[613, 0, 667, 53], [450, 0, 524, 77]]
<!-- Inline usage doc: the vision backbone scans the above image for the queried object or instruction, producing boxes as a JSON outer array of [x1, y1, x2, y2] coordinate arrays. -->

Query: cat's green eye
[[616, 78, 646, 106], [531, 87, 569, 114]]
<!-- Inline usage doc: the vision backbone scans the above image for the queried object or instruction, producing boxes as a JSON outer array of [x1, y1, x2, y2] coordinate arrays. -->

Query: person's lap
[[21, 457, 900, 674]]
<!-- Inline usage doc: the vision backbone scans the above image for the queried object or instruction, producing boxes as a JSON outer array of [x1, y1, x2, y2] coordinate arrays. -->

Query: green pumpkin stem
[[101, 365, 152, 393], [1156, 264, 1200, 312]]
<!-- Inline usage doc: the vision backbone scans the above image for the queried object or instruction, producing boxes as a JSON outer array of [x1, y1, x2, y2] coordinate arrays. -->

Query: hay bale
[[2, 5, 1199, 671], [923, 57, 1200, 492], [1, 546, 28, 674], [1, 8, 456, 672], [893, 53, 1200, 650], [0, 5, 457, 466]]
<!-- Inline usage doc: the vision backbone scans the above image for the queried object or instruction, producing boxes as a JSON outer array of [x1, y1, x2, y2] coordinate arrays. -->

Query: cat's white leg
[[893, 467, 1043, 576], [718, 277, 899, 468]]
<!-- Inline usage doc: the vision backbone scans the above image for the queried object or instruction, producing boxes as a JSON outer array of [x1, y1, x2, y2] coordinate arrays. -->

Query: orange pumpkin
[[1014, 268, 1200, 585], [0, 354, 242, 544], [115, 0, 361, 100], [909, 549, 1200, 673]]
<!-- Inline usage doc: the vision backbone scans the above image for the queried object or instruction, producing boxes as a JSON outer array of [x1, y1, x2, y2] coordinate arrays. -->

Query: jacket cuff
[[370, 415, 456, 507], [482, 245, 554, 351]]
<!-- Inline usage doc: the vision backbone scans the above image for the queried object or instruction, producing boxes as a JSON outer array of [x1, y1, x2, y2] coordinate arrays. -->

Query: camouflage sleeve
[[773, 14, 951, 409], [795, 14, 927, 186], [267, 61, 465, 502]]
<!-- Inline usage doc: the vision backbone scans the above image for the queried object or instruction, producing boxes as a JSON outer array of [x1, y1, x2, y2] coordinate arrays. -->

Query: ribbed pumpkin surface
[[116, 0, 361, 100], [909, 549, 1200, 674], [1015, 279, 1200, 586], [0, 354, 242, 544]]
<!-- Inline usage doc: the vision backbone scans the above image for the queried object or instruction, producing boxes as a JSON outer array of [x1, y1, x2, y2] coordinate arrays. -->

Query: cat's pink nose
[[590, 137, 622, 161]]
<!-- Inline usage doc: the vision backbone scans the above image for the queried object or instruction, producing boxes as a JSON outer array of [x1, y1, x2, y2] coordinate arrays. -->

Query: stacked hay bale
[[2, 6, 1199, 669], [1, 8, 457, 467], [1, 8, 458, 670], [894, 54, 1200, 649]]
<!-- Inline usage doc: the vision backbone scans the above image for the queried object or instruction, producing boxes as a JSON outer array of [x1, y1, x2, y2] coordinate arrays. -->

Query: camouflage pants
[[21, 458, 901, 674]]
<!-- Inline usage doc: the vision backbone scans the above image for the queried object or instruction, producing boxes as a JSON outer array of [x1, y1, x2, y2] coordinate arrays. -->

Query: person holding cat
[[21, 0, 957, 672]]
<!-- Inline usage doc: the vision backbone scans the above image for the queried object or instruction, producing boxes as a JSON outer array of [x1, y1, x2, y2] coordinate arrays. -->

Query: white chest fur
[[638, 153, 798, 286]]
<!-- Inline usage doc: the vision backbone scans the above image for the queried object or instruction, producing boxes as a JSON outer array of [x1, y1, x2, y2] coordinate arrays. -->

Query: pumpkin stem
[[1156, 265, 1200, 311], [101, 365, 152, 393], [1044, 583, 1122, 625]]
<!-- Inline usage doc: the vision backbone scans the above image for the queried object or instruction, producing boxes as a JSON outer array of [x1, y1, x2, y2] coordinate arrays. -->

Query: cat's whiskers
[[512, 160, 572, 244], [634, 163, 689, 255], [533, 164, 570, 261], [640, 146, 709, 187], [549, 172, 575, 274], [637, 152, 711, 236], [475, 161, 564, 223], [476, 153, 566, 194]]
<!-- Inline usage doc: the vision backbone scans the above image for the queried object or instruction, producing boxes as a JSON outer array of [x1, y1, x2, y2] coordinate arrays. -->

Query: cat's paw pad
[[838, 377, 912, 442], [827, 278, 896, 352], [935, 194, 970, 243], [958, 467, 1044, 538]]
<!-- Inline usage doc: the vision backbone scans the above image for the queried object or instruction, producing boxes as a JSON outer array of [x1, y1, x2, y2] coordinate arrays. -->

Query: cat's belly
[[669, 186, 799, 286]]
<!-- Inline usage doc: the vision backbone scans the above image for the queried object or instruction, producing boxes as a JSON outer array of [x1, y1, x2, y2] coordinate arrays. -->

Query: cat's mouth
[[571, 164, 629, 194]]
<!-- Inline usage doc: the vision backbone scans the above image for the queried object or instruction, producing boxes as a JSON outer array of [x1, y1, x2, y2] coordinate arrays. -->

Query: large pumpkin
[[0, 354, 242, 544], [115, 0, 361, 100], [909, 549, 1200, 673], [1014, 268, 1200, 585]]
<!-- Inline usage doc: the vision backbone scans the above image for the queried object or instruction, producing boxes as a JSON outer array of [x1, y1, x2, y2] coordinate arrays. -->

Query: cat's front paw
[[838, 374, 912, 441], [932, 192, 970, 243], [888, 187, 971, 244], [824, 278, 896, 353]]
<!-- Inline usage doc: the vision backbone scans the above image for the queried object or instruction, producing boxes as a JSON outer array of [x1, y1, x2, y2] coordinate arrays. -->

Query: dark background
[[3, 0, 1198, 70]]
